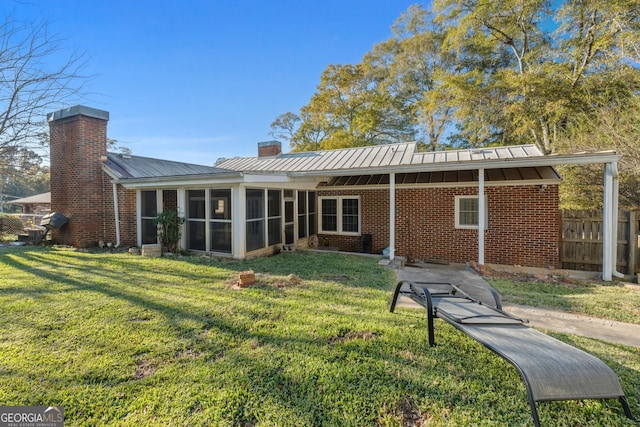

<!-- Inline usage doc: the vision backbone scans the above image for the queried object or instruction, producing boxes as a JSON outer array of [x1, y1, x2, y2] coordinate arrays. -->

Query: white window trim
[[319, 195, 361, 236], [455, 195, 488, 230]]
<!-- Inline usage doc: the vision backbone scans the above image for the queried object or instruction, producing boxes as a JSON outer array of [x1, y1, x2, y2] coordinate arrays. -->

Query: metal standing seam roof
[[103, 152, 237, 179], [101, 143, 616, 183], [217, 142, 546, 173]]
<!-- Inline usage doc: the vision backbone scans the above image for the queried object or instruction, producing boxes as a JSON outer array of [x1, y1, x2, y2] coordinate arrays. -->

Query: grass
[[0, 246, 638, 426], [489, 278, 640, 325]]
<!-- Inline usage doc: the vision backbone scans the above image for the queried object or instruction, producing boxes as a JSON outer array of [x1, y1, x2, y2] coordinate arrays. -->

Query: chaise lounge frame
[[389, 280, 634, 426]]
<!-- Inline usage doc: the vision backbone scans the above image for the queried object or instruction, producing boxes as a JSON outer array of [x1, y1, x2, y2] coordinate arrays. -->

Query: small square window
[[455, 196, 487, 229]]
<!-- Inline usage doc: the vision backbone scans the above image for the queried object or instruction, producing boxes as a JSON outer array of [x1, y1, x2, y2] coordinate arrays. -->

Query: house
[[8, 192, 51, 215], [47, 105, 622, 278]]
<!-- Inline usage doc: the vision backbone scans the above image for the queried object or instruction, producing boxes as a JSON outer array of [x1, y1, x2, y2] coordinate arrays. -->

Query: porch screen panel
[[308, 192, 317, 235], [268, 190, 282, 246], [246, 189, 265, 252], [187, 190, 206, 250], [297, 191, 307, 238], [141, 190, 157, 244], [210, 189, 232, 253]]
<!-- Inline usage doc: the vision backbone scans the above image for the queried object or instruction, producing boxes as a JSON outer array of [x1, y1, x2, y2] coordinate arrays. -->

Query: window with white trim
[[319, 196, 361, 235], [455, 195, 487, 229]]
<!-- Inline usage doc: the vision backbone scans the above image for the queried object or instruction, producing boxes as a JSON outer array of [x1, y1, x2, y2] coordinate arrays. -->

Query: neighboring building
[[8, 192, 51, 215], [47, 105, 621, 273]]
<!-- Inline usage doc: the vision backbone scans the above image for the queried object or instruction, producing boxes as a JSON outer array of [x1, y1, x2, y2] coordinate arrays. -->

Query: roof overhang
[[105, 169, 318, 190], [288, 151, 621, 178]]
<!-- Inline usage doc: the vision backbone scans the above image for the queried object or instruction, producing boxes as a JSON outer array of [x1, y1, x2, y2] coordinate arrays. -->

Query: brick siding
[[318, 185, 559, 268], [49, 111, 138, 247]]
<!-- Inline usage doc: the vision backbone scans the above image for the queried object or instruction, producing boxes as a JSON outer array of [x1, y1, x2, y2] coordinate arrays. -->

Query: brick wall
[[49, 108, 109, 247], [318, 184, 559, 268], [48, 106, 138, 248], [317, 189, 390, 255]]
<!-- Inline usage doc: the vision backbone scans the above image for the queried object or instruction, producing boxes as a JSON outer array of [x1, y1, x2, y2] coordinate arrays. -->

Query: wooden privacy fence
[[561, 209, 640, 274]]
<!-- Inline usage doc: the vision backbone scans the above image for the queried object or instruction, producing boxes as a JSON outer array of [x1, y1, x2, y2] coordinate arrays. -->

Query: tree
[[272, 64, 416, 152], [432, 0, 640, 152], [273, 2, 639, 156], [0, 14, 87, 167], [363, 5, 457, 150], [556, 93, 640, 209]]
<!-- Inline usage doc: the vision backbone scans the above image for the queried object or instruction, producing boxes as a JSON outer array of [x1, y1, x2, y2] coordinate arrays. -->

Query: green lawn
[[0, 246, 638, 426], [490, 278, 640, 325]]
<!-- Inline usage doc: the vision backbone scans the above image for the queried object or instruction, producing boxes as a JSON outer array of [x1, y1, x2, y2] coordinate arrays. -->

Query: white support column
[[136, 190, 142, 246], [602, 163, 614, 281], [233, 185, 246, 258], [177, 189, 186, 251], [389, 172, 395, 260], [478, 168, 485, 266], [602, 161, 621, 280], [612, 162, 622, 278]]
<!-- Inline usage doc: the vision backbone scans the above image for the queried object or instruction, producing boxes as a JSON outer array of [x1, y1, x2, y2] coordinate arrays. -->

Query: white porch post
[[602, 161, 620, 281], [177, 189, 186, 251], [136, 190, 142, 246], [389, 172, 395, 260], [478, 168, 485, 266], [612, 162, 622, 278], [232, 186, 246, 258]]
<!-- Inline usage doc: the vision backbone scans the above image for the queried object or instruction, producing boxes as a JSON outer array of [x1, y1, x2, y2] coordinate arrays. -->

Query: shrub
[[152, 210, 185, 254]]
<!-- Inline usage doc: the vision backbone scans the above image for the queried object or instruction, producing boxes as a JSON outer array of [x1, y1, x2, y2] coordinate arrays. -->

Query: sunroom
[[135, 186, 318, 258]]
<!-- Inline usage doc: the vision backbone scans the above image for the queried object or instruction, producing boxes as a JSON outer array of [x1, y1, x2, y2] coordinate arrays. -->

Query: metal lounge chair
[[389, 280, 634, 426]]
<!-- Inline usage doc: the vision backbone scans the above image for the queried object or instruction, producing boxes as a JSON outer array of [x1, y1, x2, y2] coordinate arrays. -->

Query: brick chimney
[[257, 140, 281, 157], [48, 105, 109, 247]]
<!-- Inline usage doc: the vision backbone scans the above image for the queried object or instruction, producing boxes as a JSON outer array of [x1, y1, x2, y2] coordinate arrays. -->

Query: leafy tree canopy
[[272, 0, 639, 156]]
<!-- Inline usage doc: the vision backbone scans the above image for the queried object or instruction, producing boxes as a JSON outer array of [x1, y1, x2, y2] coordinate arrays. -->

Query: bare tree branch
[[0, 15, 89, 160]]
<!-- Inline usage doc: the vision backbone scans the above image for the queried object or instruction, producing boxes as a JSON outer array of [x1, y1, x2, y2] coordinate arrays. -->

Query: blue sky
[[9, 1, 423, 165]]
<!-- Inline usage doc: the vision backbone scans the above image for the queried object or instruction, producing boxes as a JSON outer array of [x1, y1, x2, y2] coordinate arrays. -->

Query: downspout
[[112, 183, 121, 247], [389, 172, 395, 261], [478, 168, 485, 266]]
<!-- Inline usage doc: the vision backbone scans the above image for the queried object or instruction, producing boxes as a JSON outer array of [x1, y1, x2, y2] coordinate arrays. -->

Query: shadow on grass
[[1, 246, 637, 425]]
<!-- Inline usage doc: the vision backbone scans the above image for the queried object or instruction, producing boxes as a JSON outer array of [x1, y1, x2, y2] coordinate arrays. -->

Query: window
[[140, 190, 158, 244], [319, 196, 360, 235], [321, 199, 337, 232], [246, 189, 265, 251], [455, 195, 487, 229]]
